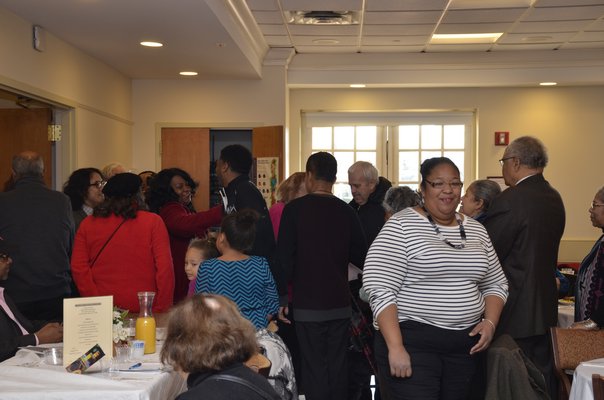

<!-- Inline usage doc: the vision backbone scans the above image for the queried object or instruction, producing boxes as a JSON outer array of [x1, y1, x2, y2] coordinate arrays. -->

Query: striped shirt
[[363, 208, 508, 330]]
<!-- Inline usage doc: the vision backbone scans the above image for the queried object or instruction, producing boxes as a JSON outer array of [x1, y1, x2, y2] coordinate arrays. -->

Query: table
[[0, 342, 186, 400], [558, 304, 575, 328], [569, 358, 604, 400]]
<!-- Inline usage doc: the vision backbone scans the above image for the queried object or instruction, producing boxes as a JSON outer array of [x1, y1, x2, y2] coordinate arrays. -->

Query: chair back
[[594, 374, 604, 400], [550, 327, 604, 400]]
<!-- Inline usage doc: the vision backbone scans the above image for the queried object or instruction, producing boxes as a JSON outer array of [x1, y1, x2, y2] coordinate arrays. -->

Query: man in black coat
[[347, 161, 391, 400], [0, 238, 63, 362], [0, 151, 75, 321], [484, 136, 565, 399]]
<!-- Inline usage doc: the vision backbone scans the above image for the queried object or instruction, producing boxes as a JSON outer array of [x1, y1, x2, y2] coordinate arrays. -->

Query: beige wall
[[131, 65, 287, 172], [0, 7, 132, 175], [289, 87, 604, 261]]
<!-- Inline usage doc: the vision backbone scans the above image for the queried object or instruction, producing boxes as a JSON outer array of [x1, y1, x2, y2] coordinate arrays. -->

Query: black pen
[[128, 362, 142, 370]]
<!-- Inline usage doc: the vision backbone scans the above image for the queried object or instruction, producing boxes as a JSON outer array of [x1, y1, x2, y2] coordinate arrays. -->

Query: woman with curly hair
[[63, 167, 105, 231], [146, 168, 223, 303], [161, 294, 280, 400], [71, 173, 174, 312]]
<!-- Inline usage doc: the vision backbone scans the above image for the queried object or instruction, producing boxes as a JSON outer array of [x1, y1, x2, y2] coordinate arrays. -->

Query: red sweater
[[159, 202, 223, 303], [71, 212, 175, 313]]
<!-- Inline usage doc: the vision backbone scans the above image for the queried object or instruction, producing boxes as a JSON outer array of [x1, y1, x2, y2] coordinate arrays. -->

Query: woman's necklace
[[422, 206, 466, 249]]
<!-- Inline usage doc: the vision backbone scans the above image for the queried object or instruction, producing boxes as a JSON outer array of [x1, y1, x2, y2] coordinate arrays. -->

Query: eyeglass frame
[[498, 157, 516, 166], [423, 179, 464, 190], [88, 180, 106, 189], [591, 201, 604, 209]]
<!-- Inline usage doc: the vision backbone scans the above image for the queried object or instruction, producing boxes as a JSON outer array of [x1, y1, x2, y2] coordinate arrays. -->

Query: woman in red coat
[[146, 168, 223, 303], [71, 173, 175, 312]]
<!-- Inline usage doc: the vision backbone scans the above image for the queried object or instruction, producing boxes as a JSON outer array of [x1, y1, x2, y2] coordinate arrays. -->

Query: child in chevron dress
[[194, 209, 297, 399]]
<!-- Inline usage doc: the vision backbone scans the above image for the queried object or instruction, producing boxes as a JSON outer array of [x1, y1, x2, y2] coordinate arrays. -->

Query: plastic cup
[[43, 347, 63, 366], [114, 344, 129, 362], [129, 340, 145, 361]]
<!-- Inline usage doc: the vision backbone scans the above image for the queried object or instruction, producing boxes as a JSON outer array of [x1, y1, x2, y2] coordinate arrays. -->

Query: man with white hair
[[0, 151, 75, 321]]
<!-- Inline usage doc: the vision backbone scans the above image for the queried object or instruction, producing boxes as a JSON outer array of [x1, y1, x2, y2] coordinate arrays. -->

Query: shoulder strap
[[206, 373, 275, 400], [90, 218, 127, 267]]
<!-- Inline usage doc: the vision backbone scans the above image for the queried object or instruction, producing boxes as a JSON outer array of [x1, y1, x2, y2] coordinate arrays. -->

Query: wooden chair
[[593, 374, 604, 400], [550, 327, 604, 400]]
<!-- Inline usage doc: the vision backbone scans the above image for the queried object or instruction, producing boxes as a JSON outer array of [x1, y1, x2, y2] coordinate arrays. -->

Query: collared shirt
[[0, 287, 29, 336], [515, 173, 537, 185]]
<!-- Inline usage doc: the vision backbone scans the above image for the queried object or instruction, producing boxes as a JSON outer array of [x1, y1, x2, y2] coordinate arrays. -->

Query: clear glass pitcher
[[135, 291, 156, 354]]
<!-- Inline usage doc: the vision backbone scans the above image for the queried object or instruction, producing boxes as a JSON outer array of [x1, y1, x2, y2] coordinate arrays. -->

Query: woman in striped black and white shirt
[[363, 157, 508, 400]]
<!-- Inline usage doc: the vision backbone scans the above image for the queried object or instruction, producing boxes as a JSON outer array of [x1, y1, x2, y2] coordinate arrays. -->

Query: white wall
[[131, 65, 287, 171], [290, 86, 604, 261], [0, 7, 132, 173]]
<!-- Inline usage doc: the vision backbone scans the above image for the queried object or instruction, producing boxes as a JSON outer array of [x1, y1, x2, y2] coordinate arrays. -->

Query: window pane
[[444, 125, 465, 149], [421, 125, 442, 149], [444, 151, 465, 180], [356, 152, 376, 166], [334, 126, 354, 150], [333, 183, 352, 203], [334, 151, 354, 182], [312, 127, 332, 149], [398, 152, 419, 181], [356, 126, 377, 150], [399, 125, 419, 149], [421, 151, 441, 163]]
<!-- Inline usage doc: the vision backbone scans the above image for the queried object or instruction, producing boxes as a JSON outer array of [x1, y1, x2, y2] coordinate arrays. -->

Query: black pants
[[296, 318, 349, 400], [16, 296, 64, 322], [375, 321, 478, 400]]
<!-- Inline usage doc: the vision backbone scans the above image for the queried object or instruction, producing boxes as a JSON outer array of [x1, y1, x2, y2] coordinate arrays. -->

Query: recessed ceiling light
[[350, 84, 366, 88], [430, 33, 503, 44], [539, 82, 557, 86], [179, 71, 198, 76], [140, 41, 163, 47], [312, 39, 340, 45]]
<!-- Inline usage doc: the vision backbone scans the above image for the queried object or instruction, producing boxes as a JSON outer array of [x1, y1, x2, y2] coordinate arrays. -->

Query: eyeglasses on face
[[89, 180, 106, 189], [424, 179, 463, 190], [591, 201, 604, 209], [499, 157, 516, 166]]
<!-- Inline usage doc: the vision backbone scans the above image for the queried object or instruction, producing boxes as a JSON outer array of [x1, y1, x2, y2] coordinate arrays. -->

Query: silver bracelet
[[482, 318, 496, 330]]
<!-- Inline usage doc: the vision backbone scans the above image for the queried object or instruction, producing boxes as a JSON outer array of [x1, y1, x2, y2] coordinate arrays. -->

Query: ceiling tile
[[365, 0, 449, 11], [292, 36, 359, 46], [498, 32, 576, 43], [250, 10, 283, 24], [442, 8, 528, 23], [364, 11, 443, 24], [245, 0, 279, 11], [559, 41, 604, 49], [511, 20, 594, 33], [264, 36, 293, 46], [280, 0, 363, 11], [363, 24, 435, 36], [435, 23, 514, 34], [491, 43, 562, 50], [450, 0, 533, 9], [360, 45, 426, 53], [426, 44, 494, 52], [288, 25, 359, 35], [295, 45, 358, 53], [361, 35, 430, 46], [573, 31, 604, 41], [533, 0, 604, 6], [258, 24, 288, 35], [522, 5, 604, 21]]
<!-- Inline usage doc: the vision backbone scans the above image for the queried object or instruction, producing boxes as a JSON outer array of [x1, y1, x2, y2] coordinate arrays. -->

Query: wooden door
[[252, 125, 284, 180], [0, 108, 52, 190], [161, 128, 210, 212]]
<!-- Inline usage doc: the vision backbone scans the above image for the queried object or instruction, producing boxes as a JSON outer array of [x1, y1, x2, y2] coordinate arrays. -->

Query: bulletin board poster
[[254, 157, 279, 207]]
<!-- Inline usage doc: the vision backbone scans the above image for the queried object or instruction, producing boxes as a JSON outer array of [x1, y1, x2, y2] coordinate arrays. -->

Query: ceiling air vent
[[285, 10, 360, 25]]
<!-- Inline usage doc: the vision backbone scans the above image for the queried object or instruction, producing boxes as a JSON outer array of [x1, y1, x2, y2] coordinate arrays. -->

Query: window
[[303, 112, 474, 202]]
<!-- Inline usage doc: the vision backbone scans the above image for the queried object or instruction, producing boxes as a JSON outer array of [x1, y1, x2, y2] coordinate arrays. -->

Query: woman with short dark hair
[[63, 167, 105, 231], [161, 294, 280, 400]]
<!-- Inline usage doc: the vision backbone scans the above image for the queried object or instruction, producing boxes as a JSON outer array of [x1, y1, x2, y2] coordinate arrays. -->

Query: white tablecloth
[[558, 305, 575, 328], [569, 358, 604, 400], [0, 343, 186, 400]]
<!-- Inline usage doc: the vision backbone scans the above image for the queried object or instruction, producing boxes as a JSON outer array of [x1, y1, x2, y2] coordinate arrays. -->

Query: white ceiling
[[1, 0, 604, 86]]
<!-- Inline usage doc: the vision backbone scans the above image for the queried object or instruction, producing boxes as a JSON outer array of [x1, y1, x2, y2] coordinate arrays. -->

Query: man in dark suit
[[484, 136, 565, 399], [0, 238, 63, 362]]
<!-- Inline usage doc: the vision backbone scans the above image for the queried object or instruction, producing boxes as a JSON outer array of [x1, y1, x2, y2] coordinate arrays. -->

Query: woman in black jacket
[[161, 294, 280, 400]]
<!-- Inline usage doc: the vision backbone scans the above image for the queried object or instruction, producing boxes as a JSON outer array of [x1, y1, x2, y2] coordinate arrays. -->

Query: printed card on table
[[63, 296, 113, 368]]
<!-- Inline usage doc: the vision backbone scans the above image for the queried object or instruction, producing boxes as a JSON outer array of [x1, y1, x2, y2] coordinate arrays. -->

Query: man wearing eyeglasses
[[0, 237, 63, 362], [484, 136, 565, 399], [0, 151, 75, 322]]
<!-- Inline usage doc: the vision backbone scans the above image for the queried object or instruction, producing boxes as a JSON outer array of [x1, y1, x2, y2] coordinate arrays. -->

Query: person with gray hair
[[0, 151, 75, 321], [460, 179, 501, 224], [382, 186, 421, 219], [484, 136, 565, 399]]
